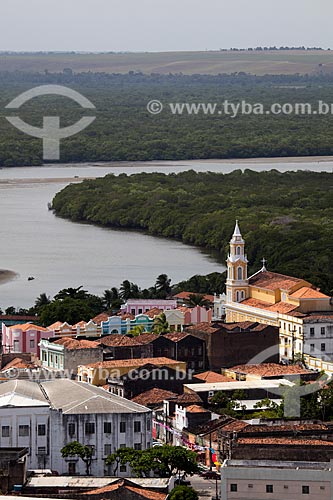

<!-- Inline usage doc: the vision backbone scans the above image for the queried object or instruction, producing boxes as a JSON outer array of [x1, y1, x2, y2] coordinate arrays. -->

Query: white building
[[0, 379, 152, 476], [303, 313, 333, 360], [221, 459, 333, 499]]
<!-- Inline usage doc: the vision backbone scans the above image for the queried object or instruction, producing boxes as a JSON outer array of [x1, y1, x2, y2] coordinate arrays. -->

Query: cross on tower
[[261, 257, 267, 271]]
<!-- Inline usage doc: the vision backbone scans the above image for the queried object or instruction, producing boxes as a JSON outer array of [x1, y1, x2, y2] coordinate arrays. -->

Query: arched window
[[236, 291, 240, 302], [237, 267, 243, 280], [236, 246, 241, 255], [241, 291, 245, 300]]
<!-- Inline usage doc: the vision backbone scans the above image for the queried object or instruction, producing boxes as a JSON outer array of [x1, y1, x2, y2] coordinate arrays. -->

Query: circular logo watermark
[[5, 85, 96, 160]]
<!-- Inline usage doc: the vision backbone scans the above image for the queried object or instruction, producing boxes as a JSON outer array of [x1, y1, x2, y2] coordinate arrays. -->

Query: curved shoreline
[[0, 270, 18, 285]]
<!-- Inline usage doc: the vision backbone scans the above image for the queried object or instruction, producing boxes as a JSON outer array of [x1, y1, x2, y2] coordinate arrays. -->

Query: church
[[222, 221, 333, 363]]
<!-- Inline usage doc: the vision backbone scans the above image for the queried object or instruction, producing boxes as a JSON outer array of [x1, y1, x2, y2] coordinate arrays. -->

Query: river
[[0, 157, 331, 309]]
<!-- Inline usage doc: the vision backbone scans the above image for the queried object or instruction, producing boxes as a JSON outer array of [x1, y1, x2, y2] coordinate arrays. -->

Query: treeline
[[226, 46, 326, 51], [52, 170, 333, 295], [3, 71, 333, 165]]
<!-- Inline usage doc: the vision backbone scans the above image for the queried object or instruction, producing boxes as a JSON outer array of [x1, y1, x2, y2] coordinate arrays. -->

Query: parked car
[[201, 471, 221, 480]]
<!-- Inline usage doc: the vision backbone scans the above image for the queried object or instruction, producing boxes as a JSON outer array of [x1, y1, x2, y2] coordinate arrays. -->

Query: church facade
[[223, 222, 333, 362]]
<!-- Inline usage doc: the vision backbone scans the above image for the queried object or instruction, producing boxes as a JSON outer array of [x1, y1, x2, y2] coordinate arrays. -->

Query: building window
[[119, 444, 126, 448], [302, 485, 310, 494], [321, 327, 326, 335], [310, 344, 315, 352], [85, 422, 95, 434], [104, 444, 112, 456], [30, 339, 35, 349], [131, 309, 135, 316], [38, 424, 46, 436], [236, 246, 241, 255], [248, 484, 253, 488], [120, 422, 126, 433], [134, 443, 142, 450], [104, 422, 112, 434], [42, 352, 47, 361], [310, 327, 315, 336], [266, 485, 273, 493], [19, 425, 29, 437], [37, 446, 46, 455], [321, 343, 326, 352], [68, 462, 76, 475], [13, 340, 19, 352], [68, 423, 76, 436], [147, 419, 151, 431], [230, 484, 237, 492], [120, 465, 127, 473], [86, 445, 95, 456], [237, 267, 242, 280], [1, 426, 10, 437]]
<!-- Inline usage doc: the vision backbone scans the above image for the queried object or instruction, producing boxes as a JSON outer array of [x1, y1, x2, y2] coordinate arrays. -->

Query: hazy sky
[[0, 0, 332, 52]]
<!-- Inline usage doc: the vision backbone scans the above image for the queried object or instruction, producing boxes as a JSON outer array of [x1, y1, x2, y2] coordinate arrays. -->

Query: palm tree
[[155, 274, 171, 297], [119, 280, 132, 300], [128, 325, 145, 336], [34, 293, 51, 309], [185, 294, 212, 308], [152, 313, 170, 335], [103, 288, 119, 310], [55, 286, 88, 300]]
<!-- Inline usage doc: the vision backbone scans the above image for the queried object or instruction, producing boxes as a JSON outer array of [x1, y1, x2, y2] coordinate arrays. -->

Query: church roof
[[249, 270, 304, 291], [290, 287, 329, 299], [240, 298, 299, 314]]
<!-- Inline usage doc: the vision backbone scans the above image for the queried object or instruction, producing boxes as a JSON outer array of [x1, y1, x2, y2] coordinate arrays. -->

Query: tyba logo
[[5, 85, 96, 160]]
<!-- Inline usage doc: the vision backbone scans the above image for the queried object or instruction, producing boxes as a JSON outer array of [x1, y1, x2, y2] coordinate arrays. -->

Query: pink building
[[2, 323, 53, 358], [121, 299, 177, 316], [179, 305, 213, 324]]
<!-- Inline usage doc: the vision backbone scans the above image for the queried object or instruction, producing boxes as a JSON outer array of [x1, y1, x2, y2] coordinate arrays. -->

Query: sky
[[0, 0, 332, 52]]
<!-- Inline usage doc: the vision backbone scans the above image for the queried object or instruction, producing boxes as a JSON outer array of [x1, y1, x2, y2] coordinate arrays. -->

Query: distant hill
[[1, 50, 333, 75]]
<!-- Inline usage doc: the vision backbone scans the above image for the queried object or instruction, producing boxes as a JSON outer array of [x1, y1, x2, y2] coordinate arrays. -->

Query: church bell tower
[[226, 221, 249, 303]]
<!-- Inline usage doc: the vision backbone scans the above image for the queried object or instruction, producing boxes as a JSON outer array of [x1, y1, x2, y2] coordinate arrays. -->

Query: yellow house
[[77, 357, 187, 386], [224, 222, 333, 361]]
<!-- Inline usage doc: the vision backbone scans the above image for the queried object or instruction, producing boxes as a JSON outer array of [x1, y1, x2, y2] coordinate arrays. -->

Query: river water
[[0, 158, 331, 309]]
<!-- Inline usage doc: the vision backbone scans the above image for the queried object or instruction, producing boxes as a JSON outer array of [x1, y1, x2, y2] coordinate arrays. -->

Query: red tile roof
[[83, 480, 166, 500], [10, 322, 49, 332], [291, 287, 329, 299], [135, 333, 159, 344], [0, 315, 37, 321], [239, 298, 298, 314], [145, 308, 163, 318], [241, 423, 329, 434], [131, 388, 177, 406], [163, 332, 190, 342], [176, 391, 203, 404], [230, 363, 310, 377], [92, 313, 109, 324], [83, 357, 184, 369], [53, 337, 100, 350], [1, 357, 37, 371], [220, 420, 249, 433], [249, 270, 305, 291], [173, 291, 214, 302], [99, 335, 140, 347], [47, 321, 64, 330], [238, 437, 333, 446], [186, 404, 210, 413], [195, 371, 236, 383]]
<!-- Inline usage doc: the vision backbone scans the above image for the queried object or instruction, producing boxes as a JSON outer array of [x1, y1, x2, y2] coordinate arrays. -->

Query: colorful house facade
[[2, 323, 53, 357]]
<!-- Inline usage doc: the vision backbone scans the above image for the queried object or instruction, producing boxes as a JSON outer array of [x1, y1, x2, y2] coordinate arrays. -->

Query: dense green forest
[[52, 170, 333, 294], [3, 71, 333, 165]]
